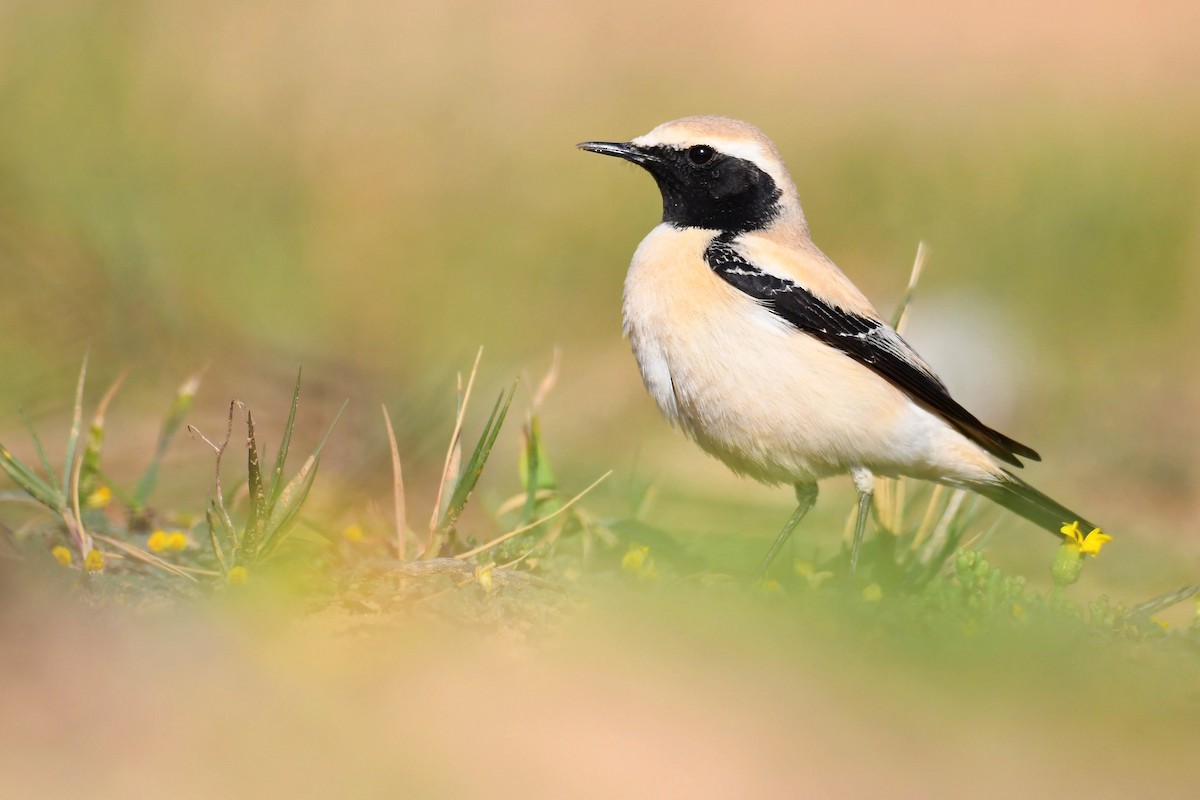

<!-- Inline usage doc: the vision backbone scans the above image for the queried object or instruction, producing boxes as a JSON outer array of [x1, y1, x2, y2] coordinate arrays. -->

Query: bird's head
[[578, 116, 806, 235]]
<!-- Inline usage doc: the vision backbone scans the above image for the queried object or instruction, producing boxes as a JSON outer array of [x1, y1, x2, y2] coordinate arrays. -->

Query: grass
[[3, 351, 1200, 796], [3, 254, 1200, 799], [3, 342, 1197, 640]]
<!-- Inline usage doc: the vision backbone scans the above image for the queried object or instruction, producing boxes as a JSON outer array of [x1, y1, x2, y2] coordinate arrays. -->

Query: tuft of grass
[[192, 370, 346, 574], [0, 354, 199, 578], [0, 348, 1195, 656]]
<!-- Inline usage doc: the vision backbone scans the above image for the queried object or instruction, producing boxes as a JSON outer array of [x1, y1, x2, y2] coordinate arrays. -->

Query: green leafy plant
[[193, 370, 345, 576]]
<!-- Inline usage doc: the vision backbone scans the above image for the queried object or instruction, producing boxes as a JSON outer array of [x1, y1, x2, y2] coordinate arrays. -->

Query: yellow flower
[[167, 532, 188, 551], [861, 583, 883, 602], [51, 545, 73, 566], [227, 566, 249, 585], [1060, 521, 1111, 556], [84, 549, 105, 572], [1079, 530, 1112, 555], [147, 531, 170, 552], [760, 578, 784, 596], [341, 524, 364, 543], [793, 558, 815, 578], [85, 486, 111, 508], [474, 562, 495, 593], [621, 544, 657, 579], [622, 545, 648, 572]]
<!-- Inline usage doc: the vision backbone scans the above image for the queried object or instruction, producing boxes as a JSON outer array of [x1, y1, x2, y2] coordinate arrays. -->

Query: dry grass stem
[[89, 532, 196, 580], [428, 347, 483, 544], [381, 404, 407, 561], [454, 470, 611, 561]]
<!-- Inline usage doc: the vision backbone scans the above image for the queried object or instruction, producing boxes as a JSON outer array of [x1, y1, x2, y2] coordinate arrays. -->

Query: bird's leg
[[753, 482, 819, 582], [849, 467, 875, 574]]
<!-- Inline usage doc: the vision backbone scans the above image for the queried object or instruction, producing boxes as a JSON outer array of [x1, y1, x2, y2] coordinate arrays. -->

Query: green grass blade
[[206, 501, 228, 575], [259, 460, 320, 559], [258, 400, 346, 556], [80, 368, 127, 497], [241, 410, 267, 564], [0, 442, 63, 509], [519, 416, 556, 523], [265, 368, 302, 516], [18, 410, 58, 489], [61, 353, 89, 505], [133, 367, 203, 507], [439, 381, 516, 534], [81, 420, 105, 497], [520, 417, 540, 523]]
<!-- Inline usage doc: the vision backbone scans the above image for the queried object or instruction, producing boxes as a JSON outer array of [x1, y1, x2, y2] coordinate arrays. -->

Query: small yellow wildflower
[[51, 545, 73, 567], [85, 486, 112, 508], [341, 524, 364, 543], [1153, 618, 1169, 631], [622, 545, 648, 572], [760, 578, 784, 596], [166, 532, 188, 551], [1060, 521, 1112, 556], [227, 566, 249, 585], [84, 549, 105, 572], [1011, 603, 1027, 622], [147, 531, 170, 552], [474, 563, 495, 593], [621, 544, 657, 579], [861, 583, 883, 602], [793, 558, 815, 578]]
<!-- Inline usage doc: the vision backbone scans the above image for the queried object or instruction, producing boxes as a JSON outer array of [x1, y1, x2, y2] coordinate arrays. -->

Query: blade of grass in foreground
[[60, 354, 89, 505], [381, 404, 407, 561], [0, 443, 62, 510], [429, 348, 483, 543], [241, 411, 268, 564], [454, 469, 611, 561], [437, 382, 516, 537], [81, 369, 128, 496], [134, 367, 203, 508], [19, 409, 59, 492], [258, 400, 347, 558], [265, 369, 302, 517]]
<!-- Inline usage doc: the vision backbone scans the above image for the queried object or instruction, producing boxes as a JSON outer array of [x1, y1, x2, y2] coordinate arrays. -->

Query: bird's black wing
[[704, 234, 1039, 467]]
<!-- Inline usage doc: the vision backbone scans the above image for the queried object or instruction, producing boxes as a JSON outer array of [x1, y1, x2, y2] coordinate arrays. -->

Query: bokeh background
[[2, 1, 1200, 796]]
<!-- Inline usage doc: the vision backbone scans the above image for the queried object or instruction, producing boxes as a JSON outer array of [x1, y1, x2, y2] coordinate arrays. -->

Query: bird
[[577, 115, 1101, 575]]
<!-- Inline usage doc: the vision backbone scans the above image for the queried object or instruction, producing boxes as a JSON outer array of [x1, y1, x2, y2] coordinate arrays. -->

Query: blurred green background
[[1, 0, 1198, 567]]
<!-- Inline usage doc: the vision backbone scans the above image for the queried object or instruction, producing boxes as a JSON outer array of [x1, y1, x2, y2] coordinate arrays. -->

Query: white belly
[[621, 225, 994, 486]]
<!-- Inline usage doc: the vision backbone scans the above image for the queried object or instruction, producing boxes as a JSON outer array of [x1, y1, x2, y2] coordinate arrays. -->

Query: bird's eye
[[686, 145, 715, 166]]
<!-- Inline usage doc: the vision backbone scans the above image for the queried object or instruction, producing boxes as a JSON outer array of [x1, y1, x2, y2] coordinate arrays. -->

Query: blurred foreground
[[3, 564, 1199, 799]]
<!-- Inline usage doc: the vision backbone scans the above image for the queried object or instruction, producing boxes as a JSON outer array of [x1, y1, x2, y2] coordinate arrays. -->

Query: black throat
[[639, 145, 783, 233]]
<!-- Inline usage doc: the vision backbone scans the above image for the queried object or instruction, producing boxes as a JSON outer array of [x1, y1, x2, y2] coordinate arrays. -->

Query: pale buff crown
[[631, 115, 807, 234]]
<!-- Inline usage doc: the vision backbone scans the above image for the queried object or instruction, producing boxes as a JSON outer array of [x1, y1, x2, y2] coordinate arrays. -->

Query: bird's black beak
[[576, 141, 661, 166]]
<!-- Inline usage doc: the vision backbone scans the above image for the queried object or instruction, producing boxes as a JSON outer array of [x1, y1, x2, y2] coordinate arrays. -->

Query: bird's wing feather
[[705, 233, 1040, 467]]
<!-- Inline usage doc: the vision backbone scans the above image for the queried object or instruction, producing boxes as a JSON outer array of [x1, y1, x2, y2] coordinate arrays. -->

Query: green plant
[[194, 370, 345, 576]]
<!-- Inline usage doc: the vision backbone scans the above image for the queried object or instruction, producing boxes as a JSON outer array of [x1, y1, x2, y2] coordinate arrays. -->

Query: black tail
[[973, 470, 1099, 537]]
